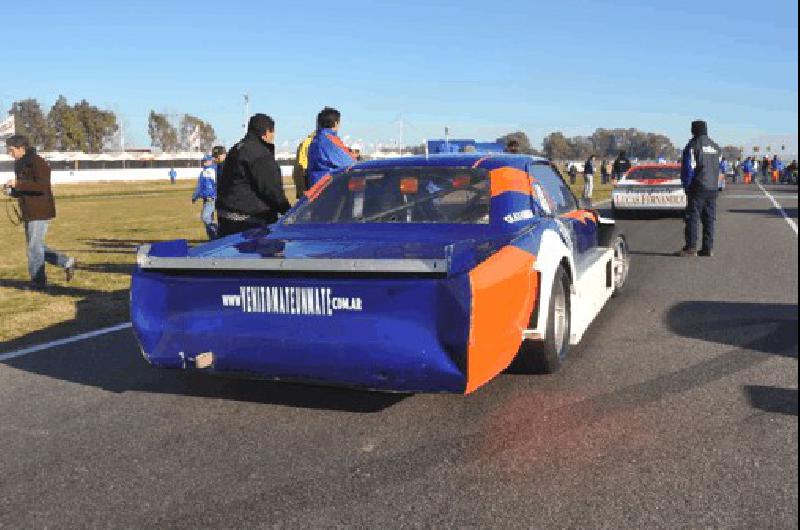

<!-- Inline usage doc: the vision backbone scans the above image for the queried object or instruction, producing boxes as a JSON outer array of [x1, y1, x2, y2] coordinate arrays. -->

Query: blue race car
[[131, 155, 630, 394]]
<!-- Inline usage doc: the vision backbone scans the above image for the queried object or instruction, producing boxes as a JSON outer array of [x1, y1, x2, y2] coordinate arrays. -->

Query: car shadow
[[666, 301, 797, 358], [745, 385, 798, 416], [1, 287, 407, 413]]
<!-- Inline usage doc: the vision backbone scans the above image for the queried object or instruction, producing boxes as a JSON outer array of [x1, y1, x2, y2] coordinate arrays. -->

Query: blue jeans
[[24, 220, 71, 286], [201, 199, 218, 240], [684, 191, 718, 251]]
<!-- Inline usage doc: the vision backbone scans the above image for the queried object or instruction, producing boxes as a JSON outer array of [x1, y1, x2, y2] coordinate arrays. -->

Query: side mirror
[[577, 197, 593, 210]]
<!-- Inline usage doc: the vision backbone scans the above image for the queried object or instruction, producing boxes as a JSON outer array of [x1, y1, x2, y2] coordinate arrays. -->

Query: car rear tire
[[516, 266, 571, 373]]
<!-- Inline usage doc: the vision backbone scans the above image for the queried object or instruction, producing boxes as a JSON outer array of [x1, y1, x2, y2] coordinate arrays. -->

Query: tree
[[9, 99, 54, 150], [179, 114, 216, 151], [48, 95, 87, 151], [74, 99, 118, 153], [721, 145, 743, 160], [148, 111, 179, 152], [542, 132, 572, 160], [497, 131, 535, 154]]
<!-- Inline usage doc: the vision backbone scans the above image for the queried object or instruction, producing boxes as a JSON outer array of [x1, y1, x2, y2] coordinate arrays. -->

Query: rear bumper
[[131, 268, 472, 393]]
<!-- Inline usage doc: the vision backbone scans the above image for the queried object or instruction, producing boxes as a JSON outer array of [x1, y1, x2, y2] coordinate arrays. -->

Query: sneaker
[[675, 248, 698, 257], [65, 257, 76, 282], [698, 249, 714, 257]]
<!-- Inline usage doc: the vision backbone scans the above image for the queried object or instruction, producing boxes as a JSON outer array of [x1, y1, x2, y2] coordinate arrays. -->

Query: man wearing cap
[[192, 154, 219, 239], [677, 120, 721, 257], [216, 114, 291, 237], [307, 107, 356, 187]]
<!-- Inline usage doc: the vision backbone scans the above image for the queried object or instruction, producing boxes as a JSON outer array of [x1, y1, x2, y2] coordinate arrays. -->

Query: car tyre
[[611, 234, 630, 297], [516, 266, 571, 374]]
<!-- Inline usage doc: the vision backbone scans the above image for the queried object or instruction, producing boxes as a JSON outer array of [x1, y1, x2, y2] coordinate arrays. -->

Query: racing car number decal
[[222, 286, 363, 316]]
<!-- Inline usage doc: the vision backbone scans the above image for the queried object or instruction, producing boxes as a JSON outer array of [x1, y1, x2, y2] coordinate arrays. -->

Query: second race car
[[611, 164, 686, 216]]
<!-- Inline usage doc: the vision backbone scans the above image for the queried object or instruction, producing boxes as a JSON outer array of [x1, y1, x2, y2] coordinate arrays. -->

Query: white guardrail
[[0, 166, 294, 184]]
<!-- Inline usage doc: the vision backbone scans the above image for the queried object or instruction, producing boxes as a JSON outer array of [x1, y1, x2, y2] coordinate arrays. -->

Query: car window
[[283, 168, 491, 224], [529, 164, 578, 215]]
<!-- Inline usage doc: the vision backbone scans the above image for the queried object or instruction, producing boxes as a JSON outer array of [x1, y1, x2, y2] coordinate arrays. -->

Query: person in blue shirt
[[306, 107, 356, 187], [168, 167, 177, 184], [192, 155, 218, 239]]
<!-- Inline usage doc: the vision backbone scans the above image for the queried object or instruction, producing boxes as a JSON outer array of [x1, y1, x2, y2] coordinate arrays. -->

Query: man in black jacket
[[612, 151, 631, 182], [216, 114, 291, 237], [677, 120, 721, 257]]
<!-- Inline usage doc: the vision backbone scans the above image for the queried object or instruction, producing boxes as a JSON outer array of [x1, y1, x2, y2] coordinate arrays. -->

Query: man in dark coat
[[4, 134, 75, 290], [677, 120, 721, 257], [216, 114, 291, 237], [612, 151, 632, 182]]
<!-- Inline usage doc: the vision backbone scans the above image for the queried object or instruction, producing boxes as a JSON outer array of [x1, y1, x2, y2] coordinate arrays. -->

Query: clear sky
[[2, 0, 797, 151]]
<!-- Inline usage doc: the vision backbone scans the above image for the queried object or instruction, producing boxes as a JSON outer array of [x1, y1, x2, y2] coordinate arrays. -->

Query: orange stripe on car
[[489, 167, 531, 197], [465, 245, 538, 394], [560, 210, 597, 224]]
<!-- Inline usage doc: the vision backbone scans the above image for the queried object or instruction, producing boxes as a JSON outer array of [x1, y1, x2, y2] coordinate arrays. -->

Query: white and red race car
[[611, 164, 686, 216]]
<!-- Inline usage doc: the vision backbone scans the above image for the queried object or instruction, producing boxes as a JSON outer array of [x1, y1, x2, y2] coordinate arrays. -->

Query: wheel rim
[[553, 281, 567, 357], [613, 238, 629, 289]]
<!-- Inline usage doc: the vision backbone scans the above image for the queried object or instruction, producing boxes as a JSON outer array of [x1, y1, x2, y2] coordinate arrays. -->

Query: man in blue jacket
[[192, 155, 218, 239], [677, 120, 721, 257], [306, 107, 355, 187]]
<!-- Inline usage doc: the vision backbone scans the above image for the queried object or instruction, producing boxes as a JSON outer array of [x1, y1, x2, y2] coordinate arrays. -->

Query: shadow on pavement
[[745, 385, 798, 417], [728, 208, 798, 219], [667, 301, 798, 358]]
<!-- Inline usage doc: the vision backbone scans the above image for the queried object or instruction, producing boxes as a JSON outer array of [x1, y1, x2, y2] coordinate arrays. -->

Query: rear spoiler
[[136, 243, 449, 274]]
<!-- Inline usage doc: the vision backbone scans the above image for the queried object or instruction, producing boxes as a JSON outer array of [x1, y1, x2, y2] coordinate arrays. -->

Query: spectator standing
[[676, 120, 721, 257], [216, 114, 291, 237], [505, 139, 520, 154], [192, 155, 219, 240], [4, 135, 76, 290], [733, 157, 742, 184], [743, 157, 754, 184], [291, 132, 315, 200], [168, 167, 177, 184], [612, 151, 632, 182], [771, 155, 782, 184], [583, 155, 596, 199], [600, 159, 610, 185], [212, 145, 226, 176], [761, 156, 770, 181], [307, 107, 356, 187], [567, 163, 578, 185]]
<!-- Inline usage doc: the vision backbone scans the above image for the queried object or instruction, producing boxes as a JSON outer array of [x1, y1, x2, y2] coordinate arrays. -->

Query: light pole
[[242, 93, 250, 134]]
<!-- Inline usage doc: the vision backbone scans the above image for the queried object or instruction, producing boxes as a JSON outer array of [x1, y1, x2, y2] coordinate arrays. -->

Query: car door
[[528, 162, 599, 259]]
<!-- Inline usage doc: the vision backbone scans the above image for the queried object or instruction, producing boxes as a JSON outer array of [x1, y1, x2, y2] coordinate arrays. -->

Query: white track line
[[757, 183, 798, 236], [0, 322, 132, 362]]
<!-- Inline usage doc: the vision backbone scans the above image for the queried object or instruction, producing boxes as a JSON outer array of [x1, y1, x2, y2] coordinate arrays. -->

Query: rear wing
[[136, 243, 449, 275]]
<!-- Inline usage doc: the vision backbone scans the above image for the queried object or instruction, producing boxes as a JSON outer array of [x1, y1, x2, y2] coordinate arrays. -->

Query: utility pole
[[445, 126, 450, 152]]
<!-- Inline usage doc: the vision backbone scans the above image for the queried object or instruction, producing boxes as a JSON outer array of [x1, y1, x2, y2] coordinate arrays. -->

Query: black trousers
[[684, 190, 718, 251]]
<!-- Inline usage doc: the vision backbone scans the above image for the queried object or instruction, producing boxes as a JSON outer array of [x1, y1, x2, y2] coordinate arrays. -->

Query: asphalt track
[[1, 183, 797, 528]]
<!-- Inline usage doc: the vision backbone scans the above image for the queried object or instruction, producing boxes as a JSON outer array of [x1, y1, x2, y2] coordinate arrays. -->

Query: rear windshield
[[284, 168, 491, 224], [627, 167, 681, 180]]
